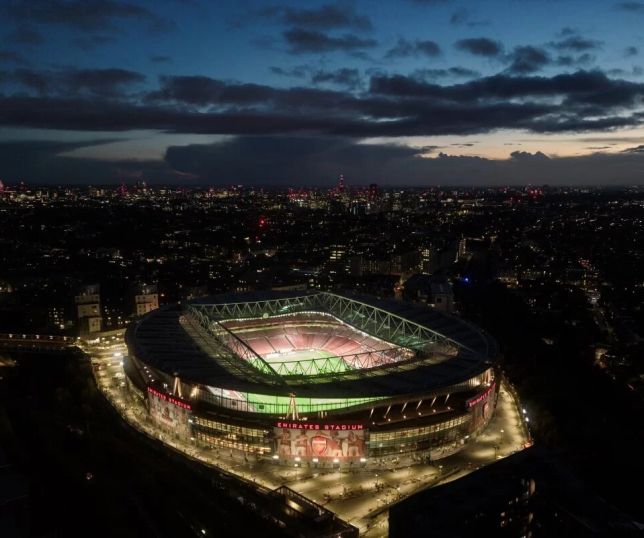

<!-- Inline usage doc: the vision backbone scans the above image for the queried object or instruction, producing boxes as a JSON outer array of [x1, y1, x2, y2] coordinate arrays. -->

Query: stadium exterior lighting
[[125, 291, 500, 467]]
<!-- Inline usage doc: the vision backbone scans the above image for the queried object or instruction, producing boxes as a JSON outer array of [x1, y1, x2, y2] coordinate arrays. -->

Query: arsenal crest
[[310, 435, 328, 456]]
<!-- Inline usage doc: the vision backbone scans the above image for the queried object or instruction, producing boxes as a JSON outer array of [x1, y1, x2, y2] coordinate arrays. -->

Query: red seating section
[[222, 313, 408, 367]]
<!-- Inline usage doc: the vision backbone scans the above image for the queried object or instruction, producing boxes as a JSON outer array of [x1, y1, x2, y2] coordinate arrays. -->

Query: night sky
[[2, 0, 644, 185]]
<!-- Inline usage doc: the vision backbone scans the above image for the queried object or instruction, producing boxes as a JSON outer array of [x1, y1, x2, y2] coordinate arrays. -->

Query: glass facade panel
[[193, 416, 271, 454]]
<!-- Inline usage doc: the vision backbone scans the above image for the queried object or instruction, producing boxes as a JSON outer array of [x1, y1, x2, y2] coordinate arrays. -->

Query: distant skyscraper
[[368, 183, 378, 201], [338, 174, 345, 192]]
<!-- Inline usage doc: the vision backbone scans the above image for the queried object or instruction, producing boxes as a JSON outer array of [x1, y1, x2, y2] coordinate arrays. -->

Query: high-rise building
[[329, 244, 347, 262], [47, 305, 67, 330], [458, 237, 468, 261], [429, 279, 455, 313], [420, 244, 434, 274], [75, 284, 102, 334], [389, 446, 641, 537], [134, 284, 159, 316]]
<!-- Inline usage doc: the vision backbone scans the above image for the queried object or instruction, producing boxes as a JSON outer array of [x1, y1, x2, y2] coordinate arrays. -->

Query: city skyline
[[3, 0, 644, 184], [1, 4, 644, 535], [1, 182, 643, 535]]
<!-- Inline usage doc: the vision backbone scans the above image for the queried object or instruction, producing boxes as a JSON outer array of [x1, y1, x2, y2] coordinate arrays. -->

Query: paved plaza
[[87, 332, 530, 537]]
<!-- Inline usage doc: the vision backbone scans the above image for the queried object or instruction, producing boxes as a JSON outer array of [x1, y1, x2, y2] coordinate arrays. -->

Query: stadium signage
[[466, 382, 496, 408], [147, 386, 192, 410], [275, 421, 364, 431]]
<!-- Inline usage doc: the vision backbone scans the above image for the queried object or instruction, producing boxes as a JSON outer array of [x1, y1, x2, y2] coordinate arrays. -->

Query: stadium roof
[[126, 291, 498, 398]]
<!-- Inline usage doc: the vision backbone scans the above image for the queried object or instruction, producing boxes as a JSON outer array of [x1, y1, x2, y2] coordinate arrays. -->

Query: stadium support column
[[172, 375, 183, 398], [287, 393, 299, 420]]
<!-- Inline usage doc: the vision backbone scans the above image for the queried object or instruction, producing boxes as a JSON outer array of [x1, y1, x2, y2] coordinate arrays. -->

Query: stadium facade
[[124, 291, 499, 465]]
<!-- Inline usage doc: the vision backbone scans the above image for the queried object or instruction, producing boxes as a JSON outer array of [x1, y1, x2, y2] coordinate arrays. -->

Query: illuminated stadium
[[124, 291, 499, 464]]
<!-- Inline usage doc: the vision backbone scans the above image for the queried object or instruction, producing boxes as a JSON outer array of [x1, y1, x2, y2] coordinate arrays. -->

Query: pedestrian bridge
[[0, 333, 79, 353]]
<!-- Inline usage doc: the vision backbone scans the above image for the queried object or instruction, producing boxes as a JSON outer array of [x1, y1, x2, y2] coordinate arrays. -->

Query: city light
[[1, 1, 638, 534]]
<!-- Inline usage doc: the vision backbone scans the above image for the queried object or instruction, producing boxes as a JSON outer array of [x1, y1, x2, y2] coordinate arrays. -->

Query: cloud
[[149, 74, 562, 136], [146, 75, 227, 105], [622, 144, 644, 153], [161, 136, 644, 186], [0, 50, 27, 64], [5, 67, 146, 97], [283, 28, 377, 54], [510, 150, 550, 161], [369, 70, 644, 124], [6, 135, 644, 186], [615, 2, 644, 13], [0, 139, 179, 184], [385, 38, 441, 59], [455, 37, 503, 57], [72, 34, 117, 50], [408, 0, 453, 4], [450, 9, 468, 25], [624, 46, 639, 57], [163, 136, 435, 185], [8, 26, 45, 45], [270, 65, 309, 78], [504, 46, 551, 74], [556, 53, 595, 68], [3, 0, 174, 34], [261, 4, 372, 31], [150, 55, 172, 63], [557, 26, 577, 37], [549, 36, 602, 52], [147, 76, 361, 114], [370, 71, 644, 132], [3, 69, 644, 139], [0, 95, 359, 135], [311, 68, 362, 89], [412, 67, 480, 80], [449, 8, 488, 27]]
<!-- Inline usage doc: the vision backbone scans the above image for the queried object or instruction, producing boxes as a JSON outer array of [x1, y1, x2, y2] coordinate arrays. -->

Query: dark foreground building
[[389, 445, 642, 537]]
